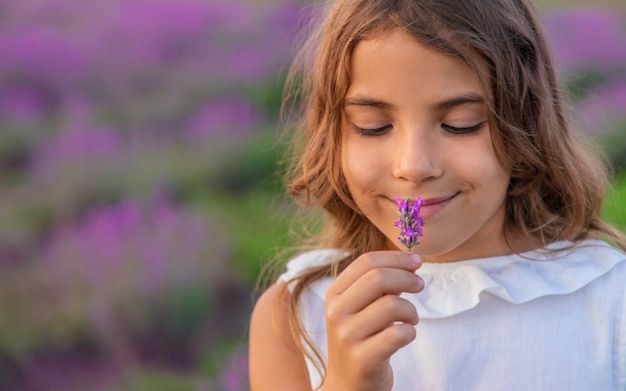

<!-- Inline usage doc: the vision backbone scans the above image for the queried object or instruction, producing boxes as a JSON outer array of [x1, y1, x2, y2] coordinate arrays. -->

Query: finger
[[330, 267, 423, 316], [328, 251, 422, 296], [335, 295, 419, 343], [359, 322, 417, 363]]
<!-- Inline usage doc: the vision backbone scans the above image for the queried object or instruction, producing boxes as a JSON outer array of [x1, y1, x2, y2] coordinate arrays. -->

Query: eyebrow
[[343, 97, 393, 109], [435, 93, 485, 110], [343, 93, 485, 111]]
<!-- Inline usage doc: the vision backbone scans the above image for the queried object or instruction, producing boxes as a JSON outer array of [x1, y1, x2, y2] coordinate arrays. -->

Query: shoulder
[[278, 249, 345, 284], [249, 250, 343, 390], [576, 241, 626, 389], [540, 239, 626, 276], [249, 282, 312, 390], [540, 239, 626, 297], [408, 240, 626, 318], [565, 239, 626, 286]]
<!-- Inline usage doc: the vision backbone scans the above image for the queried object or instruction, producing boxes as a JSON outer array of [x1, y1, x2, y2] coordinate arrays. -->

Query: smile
[[394, 193, 457, 219]]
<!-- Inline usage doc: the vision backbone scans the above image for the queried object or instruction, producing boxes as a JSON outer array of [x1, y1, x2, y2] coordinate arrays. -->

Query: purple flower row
[[542, 6, 626, 136], [28, 97, 260, 183], [543, 7, 626, 75], [0, 0, 307, 125], [43, 197, 229, 297], [0, 2, 623, 179]]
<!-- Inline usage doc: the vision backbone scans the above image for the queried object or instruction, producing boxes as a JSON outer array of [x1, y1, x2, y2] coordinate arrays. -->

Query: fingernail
[[409, 253, 422, 266], [415, 274, 425, 289]]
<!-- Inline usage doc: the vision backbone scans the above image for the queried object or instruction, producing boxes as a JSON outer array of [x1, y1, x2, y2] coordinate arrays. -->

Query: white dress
[[279, 240, 626, 391]]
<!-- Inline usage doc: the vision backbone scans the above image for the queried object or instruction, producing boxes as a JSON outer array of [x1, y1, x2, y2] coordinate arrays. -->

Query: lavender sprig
[[394, 196, 425, 251]]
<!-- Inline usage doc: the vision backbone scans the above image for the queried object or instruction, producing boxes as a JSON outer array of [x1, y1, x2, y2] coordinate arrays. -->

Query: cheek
[[453, 131, 509, 186], [479, 139, 510, 187], [466, 152, 511, 206], [341, 138, 385, 194]]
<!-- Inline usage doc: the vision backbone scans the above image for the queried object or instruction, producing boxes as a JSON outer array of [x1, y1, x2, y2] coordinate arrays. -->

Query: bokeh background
[[0, 0, 625, 390]]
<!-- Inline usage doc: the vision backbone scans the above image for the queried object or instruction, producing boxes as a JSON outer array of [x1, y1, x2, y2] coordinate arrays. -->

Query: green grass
[[108, 371, 196, 391], [200, 190, 296, 284], [603, 171, 626, 231], [184, 129, 322, 286]]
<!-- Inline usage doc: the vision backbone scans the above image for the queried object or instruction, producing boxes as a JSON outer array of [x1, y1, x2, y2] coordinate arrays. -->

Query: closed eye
[[442, 122, 485, 135], [353, 124, 392, 137]]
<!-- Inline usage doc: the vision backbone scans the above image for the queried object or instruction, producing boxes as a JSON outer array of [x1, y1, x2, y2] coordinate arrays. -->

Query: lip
[[421, 195, 457, 205], [419, 193, 457, 218], [393, 193, 457, 219]]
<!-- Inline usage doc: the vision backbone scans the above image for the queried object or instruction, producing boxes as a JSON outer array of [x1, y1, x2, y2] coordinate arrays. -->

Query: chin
[[412, 238, 463, 262]]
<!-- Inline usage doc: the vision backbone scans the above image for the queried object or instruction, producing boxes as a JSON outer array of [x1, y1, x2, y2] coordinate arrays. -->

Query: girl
[[249, 0, 626, 390]]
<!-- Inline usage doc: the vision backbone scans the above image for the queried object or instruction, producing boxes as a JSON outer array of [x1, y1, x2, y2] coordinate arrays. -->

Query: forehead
[[346, 29, 484, 107]]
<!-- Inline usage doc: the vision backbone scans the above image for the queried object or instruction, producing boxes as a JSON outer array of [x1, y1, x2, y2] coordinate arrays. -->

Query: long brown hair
[[278, 0, 626, 380]]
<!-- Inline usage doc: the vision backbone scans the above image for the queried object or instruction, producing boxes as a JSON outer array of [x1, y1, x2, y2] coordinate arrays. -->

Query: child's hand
[[323, 251, 424, 391]]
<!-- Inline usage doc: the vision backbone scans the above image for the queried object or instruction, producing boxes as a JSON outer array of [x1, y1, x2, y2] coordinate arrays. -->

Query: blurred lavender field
[[0, 0, 624, 390]]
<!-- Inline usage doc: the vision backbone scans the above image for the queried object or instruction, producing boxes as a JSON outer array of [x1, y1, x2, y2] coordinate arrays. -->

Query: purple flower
[[0, 86, 49, 123], [573, 80, 626, 137], [219, 349, 250, 391], [394, 197, 425, 251], [42, 198, 228, 297], [37, 197, 232, 367], [542, 8, 626, 75], [182, 98, 260, 143], [30, 126, 125, 183]]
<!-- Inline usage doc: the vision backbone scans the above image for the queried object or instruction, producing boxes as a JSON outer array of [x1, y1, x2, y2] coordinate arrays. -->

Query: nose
[[392, 129, 443, 183]]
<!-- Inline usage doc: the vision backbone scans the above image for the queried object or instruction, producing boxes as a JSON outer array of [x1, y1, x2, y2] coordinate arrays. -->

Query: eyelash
[[441, 122, 485, 135], [353, 125, 392, 137], [353, 122, 485, 137]]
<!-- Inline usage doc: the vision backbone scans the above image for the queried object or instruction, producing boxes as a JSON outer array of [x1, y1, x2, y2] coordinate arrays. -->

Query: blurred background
[[0, 0, 624, 390]]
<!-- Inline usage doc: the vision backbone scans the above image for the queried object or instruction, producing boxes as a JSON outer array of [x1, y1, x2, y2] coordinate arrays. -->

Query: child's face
[[341, 29, 512, 262]]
